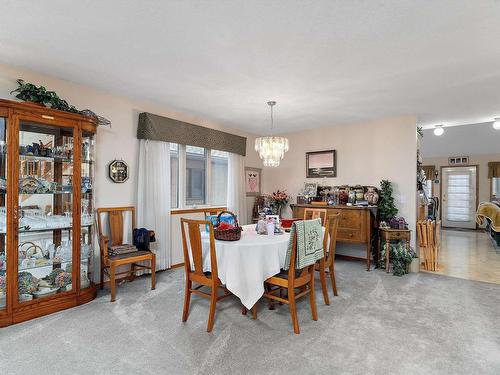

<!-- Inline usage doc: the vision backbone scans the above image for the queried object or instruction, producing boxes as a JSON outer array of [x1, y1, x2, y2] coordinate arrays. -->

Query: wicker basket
[[213, 210, 242, 241]]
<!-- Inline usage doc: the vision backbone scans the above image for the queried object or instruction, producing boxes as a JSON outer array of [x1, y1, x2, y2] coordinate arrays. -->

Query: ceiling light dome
[[433, 125, 444, 136], [493, 118, 500, 130], [255, 101, 289, 167]]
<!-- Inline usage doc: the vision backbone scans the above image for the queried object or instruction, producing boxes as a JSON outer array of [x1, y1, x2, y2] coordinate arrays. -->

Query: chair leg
[[129, 263, 136, 281], [288, 286, 300, 334], [265, 284, 275, 310], [182, 279, 192, 322], [329, 264, 338, 296], [100, 264, 104, 290], [252, 304, 257, 320], [309, 273, 318, 321], [319, 262, 330, 305], [110, 264, 116, 302], [151, 255, 156, 290], [207, 287, 218, 333]]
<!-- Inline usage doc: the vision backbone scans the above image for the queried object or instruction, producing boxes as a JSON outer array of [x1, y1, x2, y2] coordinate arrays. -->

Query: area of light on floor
[[422, 229, 500, 284]]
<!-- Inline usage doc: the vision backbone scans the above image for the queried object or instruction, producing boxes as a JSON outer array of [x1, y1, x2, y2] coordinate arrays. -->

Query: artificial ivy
[[379, 242, 415, 276], [10, 79, 79, 113]]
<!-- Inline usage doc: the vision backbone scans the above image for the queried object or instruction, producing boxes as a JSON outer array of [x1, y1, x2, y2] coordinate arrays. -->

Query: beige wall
[[0, 63, 263, 269], [423, 154, 500, 204], [263, 116, 418, 250]]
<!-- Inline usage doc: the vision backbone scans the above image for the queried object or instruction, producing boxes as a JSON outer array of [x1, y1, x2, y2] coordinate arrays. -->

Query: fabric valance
[[421, 165, 436, 180], [138, 112, 247, 156], [488, 162, 500, 178]]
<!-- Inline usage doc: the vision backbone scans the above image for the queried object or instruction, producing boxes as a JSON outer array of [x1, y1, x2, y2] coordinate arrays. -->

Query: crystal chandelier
[[255, 101, 289, 167]]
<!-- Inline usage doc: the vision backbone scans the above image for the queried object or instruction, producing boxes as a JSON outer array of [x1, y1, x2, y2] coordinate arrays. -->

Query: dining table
[[200, 224, 291, 309]]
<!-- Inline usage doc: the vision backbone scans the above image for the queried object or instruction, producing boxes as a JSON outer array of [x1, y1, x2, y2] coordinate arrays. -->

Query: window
[[170, 144, 229, 208], [424, 179, 433, 199], [186, 146, 207, 206], [170, 143, 179, 208], [492, 177, 500, 199], [210, 150, 229, 205]]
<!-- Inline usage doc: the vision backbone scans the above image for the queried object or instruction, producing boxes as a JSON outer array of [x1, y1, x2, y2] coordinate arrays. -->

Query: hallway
[[423, 229, 500, 284]]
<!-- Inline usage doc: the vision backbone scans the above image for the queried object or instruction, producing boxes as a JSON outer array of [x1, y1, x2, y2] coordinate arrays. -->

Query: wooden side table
[[378, 228, 411, 273]]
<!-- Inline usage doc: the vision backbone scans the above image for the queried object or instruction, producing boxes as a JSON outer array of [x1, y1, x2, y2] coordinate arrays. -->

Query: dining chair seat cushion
[[284, 219, 324, 270], [107, 250, 153, 262]]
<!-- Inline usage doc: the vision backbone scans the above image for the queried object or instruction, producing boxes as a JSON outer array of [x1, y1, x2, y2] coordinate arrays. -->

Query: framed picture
[[306, 150, 337, 178], [448, 156, 469, 165], [303, 182, 318, 197], [245, 167, 262, 197]]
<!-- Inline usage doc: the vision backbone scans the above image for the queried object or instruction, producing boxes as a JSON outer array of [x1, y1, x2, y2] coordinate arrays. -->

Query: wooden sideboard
[[290, 204, 376, 270]]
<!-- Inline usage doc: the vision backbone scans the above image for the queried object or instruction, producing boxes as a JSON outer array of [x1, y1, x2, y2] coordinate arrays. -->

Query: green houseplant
[[10, 79, 111, 127], [378, 179, 398, 222], [379, 242, 415, 276], [10, 79, 79, 113]]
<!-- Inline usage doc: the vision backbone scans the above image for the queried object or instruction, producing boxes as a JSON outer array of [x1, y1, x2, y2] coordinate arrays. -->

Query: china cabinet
[[0, 99, 98, 327]]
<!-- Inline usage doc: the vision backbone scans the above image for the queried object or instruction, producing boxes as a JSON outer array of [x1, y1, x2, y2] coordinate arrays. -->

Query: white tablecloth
[[201, 224, 290, 309]]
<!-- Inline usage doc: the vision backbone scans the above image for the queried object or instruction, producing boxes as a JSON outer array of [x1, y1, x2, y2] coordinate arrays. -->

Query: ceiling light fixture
[[493, 118, 500, 130], [255, 101, 289, 167], [433, 125, 444, 136]]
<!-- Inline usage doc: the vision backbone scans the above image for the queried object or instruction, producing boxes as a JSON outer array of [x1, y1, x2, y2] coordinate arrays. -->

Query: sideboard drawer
[[337, 228, 362, 242], [339, 210, 362, 229]]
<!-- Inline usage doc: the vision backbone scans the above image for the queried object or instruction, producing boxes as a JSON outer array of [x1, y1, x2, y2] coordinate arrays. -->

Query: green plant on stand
[[378, 179, 398, 222], [379, 242, 415, 276]]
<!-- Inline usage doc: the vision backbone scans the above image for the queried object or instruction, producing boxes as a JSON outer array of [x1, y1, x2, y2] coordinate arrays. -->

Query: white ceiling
[[421, 122, 500, 157], [1, 1, 500, 134]]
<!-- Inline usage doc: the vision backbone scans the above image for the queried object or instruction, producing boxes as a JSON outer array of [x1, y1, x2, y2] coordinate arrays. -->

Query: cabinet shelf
[[19, 154, 73, 163], [19, 191, 73, 195], [18, 257, 90, 272]]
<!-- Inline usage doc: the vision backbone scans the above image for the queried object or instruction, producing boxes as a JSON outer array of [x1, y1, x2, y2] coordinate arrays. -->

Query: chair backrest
[[180, 218, 218, 280], [97, 206, 136, 260], [303, 208, 328, 225], [324, 213, 340, 265]]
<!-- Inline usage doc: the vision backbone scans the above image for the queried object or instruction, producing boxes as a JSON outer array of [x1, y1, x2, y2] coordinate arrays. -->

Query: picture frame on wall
[[306, 150, 337, 178], [303, 182, 318, 197], [245, 167, 262, 197]]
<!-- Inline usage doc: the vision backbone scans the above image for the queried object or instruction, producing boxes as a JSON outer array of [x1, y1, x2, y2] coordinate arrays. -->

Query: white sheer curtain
[[137, 139, 171, 270], [227, 153, 247, 225]]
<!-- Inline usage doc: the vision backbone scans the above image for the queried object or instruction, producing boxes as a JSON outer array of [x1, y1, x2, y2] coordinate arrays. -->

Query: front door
[[441, 166, 477, 229]]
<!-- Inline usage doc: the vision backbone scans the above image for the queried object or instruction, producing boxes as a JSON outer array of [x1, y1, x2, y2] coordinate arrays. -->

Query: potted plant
[[379, 243, 415, 276], [378, 180, 398, 222]]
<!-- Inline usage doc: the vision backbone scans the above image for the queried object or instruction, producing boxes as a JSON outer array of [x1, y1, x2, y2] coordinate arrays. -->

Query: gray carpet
[[1, 260, 499, 375]]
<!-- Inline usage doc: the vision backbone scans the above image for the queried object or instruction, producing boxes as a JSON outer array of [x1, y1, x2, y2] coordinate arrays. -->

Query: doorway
[[441, 166, 478, 229]]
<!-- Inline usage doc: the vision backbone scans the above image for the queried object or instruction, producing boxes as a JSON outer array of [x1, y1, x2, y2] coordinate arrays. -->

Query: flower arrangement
[[18, 271, 39, 294], [48, 268, 65, 284], [390, 217, 408, 230], [268, 190, 289, 216], [55, 272, 72, 288]]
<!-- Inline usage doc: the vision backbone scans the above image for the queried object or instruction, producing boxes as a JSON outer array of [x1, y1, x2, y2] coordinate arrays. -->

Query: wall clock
[[108, 159, 129, 183]]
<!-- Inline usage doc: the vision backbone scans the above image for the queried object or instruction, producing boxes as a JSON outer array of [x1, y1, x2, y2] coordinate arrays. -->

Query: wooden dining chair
[[316, 213, 340, 305], [97, 206, 156, 302], [303, 208, 328, 226], [180, 218, 231, 332], [262, 230, 318, 334]]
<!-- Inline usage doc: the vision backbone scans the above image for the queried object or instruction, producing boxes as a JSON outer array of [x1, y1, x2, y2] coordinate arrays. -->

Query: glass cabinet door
[[17, 120, 75, 302], [0, 117, 6, 310], [80, 131, 95, 289]]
